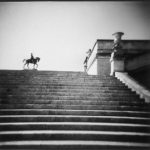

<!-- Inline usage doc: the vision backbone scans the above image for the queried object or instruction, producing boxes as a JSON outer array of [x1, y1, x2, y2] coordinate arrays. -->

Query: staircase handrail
[[115, 72, 150, 103], [85, 40, 98, 72]]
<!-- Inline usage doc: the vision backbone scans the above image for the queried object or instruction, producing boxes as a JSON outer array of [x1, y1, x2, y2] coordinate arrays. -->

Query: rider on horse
[[31, 53, 34, 63], [23, 53, 40, 69]]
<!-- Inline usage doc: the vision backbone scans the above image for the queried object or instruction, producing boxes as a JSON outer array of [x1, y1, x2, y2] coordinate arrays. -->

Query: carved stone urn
[[112, 32, 124, 45]]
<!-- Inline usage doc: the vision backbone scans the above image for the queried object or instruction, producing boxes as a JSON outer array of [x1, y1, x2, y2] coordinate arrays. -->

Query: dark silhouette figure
[[23, 54, 40, 69], [30, 53, 34, 62], [83, 49, 92, 72]]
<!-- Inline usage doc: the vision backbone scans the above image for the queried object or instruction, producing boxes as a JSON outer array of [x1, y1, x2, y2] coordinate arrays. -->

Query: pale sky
[[0, 1, 150, 71]]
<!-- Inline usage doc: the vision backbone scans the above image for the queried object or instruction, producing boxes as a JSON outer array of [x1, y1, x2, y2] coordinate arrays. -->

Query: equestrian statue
[[23, 53, 40, 69]]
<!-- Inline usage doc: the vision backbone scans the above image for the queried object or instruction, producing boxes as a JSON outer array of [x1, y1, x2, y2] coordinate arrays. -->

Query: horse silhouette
[[23, 57, 40, 69]]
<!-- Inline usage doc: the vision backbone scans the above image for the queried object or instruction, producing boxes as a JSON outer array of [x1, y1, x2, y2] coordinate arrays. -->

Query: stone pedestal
[[110, 32, 125, 76], [110, 59, 125, 76]]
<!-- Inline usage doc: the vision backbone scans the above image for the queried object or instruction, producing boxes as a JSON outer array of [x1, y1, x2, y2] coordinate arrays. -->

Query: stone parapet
[[97, 39, 150, 58], [97, 39, 150, 52]]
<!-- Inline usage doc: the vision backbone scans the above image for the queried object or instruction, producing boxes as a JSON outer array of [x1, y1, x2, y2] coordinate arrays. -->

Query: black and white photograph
[[0, 0, 150, 149]]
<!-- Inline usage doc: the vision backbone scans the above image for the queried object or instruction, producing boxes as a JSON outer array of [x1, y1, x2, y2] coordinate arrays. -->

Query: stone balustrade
[[115, 72, 150, 103]]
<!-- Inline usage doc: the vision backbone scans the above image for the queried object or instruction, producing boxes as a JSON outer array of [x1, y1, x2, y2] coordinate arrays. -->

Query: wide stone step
[[0, 95, 140, 100], [0, 70, 83, 75], [0, 85, 133, 92], [0, 79, 122, 83], [0, 83, 127, 88], [0, 140, 150, 149], [0, 96, 142, 102], [1, 92, 139, 97], [1, 99, 144, 105], [0, 71, 113, 78], [1, 88, 133, 94], [1, 79, 124, 84], [0, 87, 131, 93], [0, 115, 150, 124], [0, 122, 150, 133], [0, 83, 130, 90], [0, 104, 148, 111], [0, 130, 150, 143], [0, 109, 149, 117], [0, 77, 128, 86], [0, 80, 124, 85], [0, 76, 124, 81], [0, 70, 117, 78]]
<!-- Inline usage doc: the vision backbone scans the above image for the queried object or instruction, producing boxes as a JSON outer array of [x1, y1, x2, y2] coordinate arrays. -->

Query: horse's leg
[[33, 64, 35, 69], [23, 63, 27, 69], [27, 63, 29, 69], [23, 63, 25, 69], [36, 64, 38, 69]]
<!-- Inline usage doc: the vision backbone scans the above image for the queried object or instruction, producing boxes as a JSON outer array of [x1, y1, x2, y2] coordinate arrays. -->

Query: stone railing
[[115, 72, 150, 103], [84, 40, 98, 73]]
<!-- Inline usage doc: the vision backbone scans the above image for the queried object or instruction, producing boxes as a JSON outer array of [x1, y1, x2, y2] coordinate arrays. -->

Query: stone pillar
[[110, 32, 125, 76]]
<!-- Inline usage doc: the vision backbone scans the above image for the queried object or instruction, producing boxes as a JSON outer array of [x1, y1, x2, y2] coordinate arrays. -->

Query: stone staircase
[[0, 70, 150, 149]]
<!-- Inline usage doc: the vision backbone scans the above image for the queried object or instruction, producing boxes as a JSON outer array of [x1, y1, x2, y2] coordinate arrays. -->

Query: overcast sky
[[0, 1, 150, 71]]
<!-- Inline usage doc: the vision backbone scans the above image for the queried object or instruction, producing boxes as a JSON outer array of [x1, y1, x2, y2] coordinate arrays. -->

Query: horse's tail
[[23, 59, 26, 62]]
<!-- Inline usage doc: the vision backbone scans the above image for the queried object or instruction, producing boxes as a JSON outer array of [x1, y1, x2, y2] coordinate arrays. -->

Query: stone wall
[[125, 53, 150, 71], [97, 56, 110, 75], [129, 66, 150, 90]]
